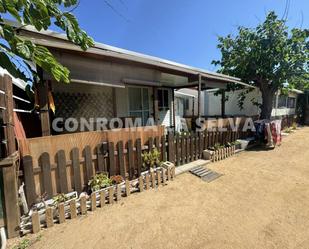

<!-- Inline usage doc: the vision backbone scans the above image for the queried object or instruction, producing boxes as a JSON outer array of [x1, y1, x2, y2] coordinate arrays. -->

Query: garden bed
[[19, 163, 175, 236], [203, 142, 240, 162]]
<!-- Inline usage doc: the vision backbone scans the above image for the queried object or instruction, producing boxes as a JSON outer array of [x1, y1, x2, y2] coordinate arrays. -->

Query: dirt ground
[[10, 127, 309, 249]]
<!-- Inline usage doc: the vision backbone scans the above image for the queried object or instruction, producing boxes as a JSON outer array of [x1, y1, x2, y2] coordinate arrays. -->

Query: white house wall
[[204, 88, 297, 117], [176, 88, 203, 116], [225, 89, 261, 116], [204, 91, 222, 116]]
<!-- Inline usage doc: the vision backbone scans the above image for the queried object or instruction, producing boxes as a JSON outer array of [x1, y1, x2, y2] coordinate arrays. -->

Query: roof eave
[[15, 22, 252, 87]]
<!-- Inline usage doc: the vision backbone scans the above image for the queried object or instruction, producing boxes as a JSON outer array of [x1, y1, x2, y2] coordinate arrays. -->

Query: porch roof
[[16, 23, 253, 89]]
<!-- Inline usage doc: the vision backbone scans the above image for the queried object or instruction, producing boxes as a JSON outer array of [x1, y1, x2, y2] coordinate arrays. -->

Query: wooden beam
[[0, 75, 20, 238], [171, 89, 176, 129], [0, 74, 16, 156], [37, 79, 51, 136], [221, 90, 225, 118], [112, 88, 117, 117], [198, 74, 202, 118], [153, 87, 159, 124]]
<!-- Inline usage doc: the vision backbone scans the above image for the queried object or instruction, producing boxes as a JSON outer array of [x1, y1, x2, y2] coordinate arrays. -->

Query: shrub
[[142, 148, 161, 171], [52, 193, 74, 206], [213, 143, 224, 150], [88, 173, 112, 192]]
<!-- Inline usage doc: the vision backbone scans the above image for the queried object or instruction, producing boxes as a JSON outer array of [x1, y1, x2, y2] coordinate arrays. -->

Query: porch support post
[[153, 87, 159, 124], [171, 89, 176, 129], [37, 78, 51, 137], [197, 74, 202, 118], [221, 90, 226, 117], [112, 88, 117, 117]]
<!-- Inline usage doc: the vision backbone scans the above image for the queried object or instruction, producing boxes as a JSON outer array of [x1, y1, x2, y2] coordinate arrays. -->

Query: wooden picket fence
[[20, 164, 175, 235], [20, 129, 250, 208], [212, 145, 236, 162], [173, 130, 249, 166]]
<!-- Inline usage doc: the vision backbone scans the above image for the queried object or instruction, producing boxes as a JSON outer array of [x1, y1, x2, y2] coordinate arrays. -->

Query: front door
[[128, 87, 150, 126]]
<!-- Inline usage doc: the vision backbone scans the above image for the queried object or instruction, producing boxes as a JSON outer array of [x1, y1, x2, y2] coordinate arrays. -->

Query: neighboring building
[[174, 87, 303, 131], [204, 88, 303, 118]]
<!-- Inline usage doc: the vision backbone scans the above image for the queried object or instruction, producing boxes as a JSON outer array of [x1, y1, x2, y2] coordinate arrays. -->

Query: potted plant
[[141, 148, 161, 171], [52, 192, 77, 206], [110, 175, 124, 185], [88, 173, 113, 192], [231, 140, 241, 150], [203, 143, 223, 160]]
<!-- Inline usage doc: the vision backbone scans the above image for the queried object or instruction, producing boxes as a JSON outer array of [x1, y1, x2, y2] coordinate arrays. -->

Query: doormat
[[189, 166, 223, 183]]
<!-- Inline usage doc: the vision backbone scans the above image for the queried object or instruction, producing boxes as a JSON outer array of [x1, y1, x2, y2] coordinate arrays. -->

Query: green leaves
[[16, 40, 33, 59], [0, 51, 28, 82], [55, 12, 94, 51], [213, 11, 308, 118], [0, 0, 93, 84], [33, 45, 71, 83], [214, 11, 308, 90]]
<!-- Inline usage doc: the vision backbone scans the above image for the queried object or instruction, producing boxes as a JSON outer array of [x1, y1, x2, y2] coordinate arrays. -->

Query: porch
[[17, 26, 251, 136]]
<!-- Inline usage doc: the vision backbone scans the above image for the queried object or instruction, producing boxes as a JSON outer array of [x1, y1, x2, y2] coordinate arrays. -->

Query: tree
[[212, 12, 309, 119], [0, 0, 94, 86]]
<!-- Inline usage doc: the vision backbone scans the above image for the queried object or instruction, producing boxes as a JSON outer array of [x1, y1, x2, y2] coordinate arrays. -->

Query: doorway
[[128, 87, 150, 126]]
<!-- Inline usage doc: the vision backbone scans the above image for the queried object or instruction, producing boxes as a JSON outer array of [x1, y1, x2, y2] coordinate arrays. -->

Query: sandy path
[[13, 127, 309, 249]]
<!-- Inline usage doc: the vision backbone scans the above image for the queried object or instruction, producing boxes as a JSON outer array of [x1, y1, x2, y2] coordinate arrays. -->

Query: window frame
[[157, 89, 169, 111]]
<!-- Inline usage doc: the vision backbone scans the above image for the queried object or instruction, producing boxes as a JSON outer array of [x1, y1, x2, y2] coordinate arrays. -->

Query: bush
[[142, 148, 161, 171], [52, 193, 74, 206], [88, 173, 112, 192]]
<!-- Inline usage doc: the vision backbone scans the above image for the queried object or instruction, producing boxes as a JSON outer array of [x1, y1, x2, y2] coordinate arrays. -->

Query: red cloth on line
[[270, 121, 282, 145]]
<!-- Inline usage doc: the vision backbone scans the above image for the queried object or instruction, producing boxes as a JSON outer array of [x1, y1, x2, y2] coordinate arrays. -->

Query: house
[[17, 25, 251, 136], [204, 88, 302, 118], [174, 86, 303, 131]]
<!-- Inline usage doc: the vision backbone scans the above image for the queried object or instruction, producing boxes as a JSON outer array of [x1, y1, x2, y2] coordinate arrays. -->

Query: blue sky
[[68, 0, 308, 71]]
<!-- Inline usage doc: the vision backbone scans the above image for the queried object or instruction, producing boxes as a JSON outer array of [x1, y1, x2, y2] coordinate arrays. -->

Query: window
[[278, 95, 287, 108], [128, 87, 150, 125], [287, 97, 296, 108], [158, 89, 169, 110], [184, 98, 190, 110]]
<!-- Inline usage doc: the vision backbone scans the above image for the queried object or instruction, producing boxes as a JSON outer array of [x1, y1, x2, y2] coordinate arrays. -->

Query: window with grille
[[287, 97, 296, 108], [158, 89, 169, 110], [278, 95, 287, 108]]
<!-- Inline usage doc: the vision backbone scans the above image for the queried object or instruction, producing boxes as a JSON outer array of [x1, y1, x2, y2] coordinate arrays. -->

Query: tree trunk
[[260, 88, 274, 120]]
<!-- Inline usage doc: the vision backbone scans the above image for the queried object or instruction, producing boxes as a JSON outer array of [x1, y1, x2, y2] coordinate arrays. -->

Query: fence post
[[0, 74, 15, 156], [167, 131, 174, 163], [0, 75, 20, 238], [0, 153, 20, 238]]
